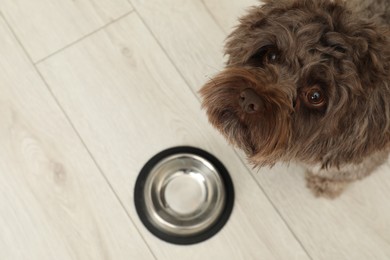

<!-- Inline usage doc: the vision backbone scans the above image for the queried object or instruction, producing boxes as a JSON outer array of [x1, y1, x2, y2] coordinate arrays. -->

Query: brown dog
[[200, 0, 390, 198]]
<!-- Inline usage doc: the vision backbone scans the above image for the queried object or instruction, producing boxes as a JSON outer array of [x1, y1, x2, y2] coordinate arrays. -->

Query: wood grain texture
[[0, 0, 132, 62], [0, 15, 154, 260], [38, 13, 310, 260], [130, 0, 390, 259]]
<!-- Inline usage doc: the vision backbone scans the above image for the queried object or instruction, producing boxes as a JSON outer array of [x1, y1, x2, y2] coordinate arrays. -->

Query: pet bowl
[[134, 146, 234, 245]]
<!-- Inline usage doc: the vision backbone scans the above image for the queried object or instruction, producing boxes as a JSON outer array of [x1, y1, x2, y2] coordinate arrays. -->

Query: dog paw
[[305, 172, 349, 199]]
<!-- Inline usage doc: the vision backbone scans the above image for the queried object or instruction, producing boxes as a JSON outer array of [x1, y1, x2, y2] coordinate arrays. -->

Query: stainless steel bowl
[[134, 146, 234, 245]]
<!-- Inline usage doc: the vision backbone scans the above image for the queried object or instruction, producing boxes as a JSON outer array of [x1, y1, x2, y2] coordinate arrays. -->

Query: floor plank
[[203, 0, 259, 33], [37, 12, 311, 260], [0, 15, 154, 260], [0, 0, 132, 62], [130, 0, 390, 259]]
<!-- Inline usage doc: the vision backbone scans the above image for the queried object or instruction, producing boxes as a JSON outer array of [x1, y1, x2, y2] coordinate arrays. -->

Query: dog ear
[[349, 24, 390, 89], [321, 23, 390, 85], [323, 19, 390, 148]]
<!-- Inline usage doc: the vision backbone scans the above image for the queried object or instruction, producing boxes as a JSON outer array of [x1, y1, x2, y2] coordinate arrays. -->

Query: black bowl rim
[[134, 146, 235, 245]]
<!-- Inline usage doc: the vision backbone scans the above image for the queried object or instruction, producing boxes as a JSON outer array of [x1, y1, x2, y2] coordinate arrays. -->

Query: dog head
[[200, 0, 390, 167]]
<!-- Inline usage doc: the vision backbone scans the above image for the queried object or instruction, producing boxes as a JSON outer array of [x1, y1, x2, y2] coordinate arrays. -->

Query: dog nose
[[239, 88, 264, 114]]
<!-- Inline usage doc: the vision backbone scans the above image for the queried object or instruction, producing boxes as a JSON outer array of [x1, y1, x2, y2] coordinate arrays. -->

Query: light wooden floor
[[0, 0, 389, 259]]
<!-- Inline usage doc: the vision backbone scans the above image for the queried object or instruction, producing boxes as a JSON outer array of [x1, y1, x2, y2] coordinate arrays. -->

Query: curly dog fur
[[200, 0, 390, 198]]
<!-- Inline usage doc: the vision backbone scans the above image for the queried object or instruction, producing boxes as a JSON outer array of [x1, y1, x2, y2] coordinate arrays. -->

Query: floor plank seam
[[34, 10, 135, 65], [0, 11, 159, 260], [127, 0, 224, 101], [129, 8, 201, 102], [240, 158, 315, 260], [35, 73, 160, 260]]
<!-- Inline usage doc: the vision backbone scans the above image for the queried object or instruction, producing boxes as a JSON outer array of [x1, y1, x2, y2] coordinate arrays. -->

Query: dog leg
[[305, 150, 389, 198], [305, 171, 351, 199]]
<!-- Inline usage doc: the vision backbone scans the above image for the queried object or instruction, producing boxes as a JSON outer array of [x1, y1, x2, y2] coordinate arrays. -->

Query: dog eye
[[308, 90, 324, 104], [247, 46, 279, 66], [265, 50, 278, 63], [302, 87, 327, 109]]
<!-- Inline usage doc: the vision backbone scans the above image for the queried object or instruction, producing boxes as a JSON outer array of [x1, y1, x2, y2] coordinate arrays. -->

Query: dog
[[200, 0, 390, 198]]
